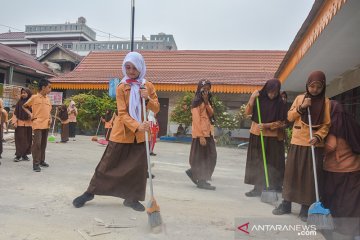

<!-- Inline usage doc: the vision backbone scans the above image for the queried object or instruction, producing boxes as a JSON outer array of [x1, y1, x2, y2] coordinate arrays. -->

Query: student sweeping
[[72, 52, 160, 212], [57, 104, 69, 143], [185, 80, 217, 190], [0, 99, 8, 160], [244, 79, 287, 197], [12, 88, 33, 162], [273, 71, 331, 222], [322, 100, 360, 238], [101, 109, 115, 141], [67, 100, 78, 141], [22, 79, 52, 172], [148, 110, 159, 156]]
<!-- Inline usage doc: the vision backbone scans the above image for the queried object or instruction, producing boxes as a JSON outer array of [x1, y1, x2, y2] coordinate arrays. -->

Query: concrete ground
[[0, 134, 327, 240]]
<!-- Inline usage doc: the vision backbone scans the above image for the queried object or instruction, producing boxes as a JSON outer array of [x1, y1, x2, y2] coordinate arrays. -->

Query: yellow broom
[[141, 87, 162, 230]]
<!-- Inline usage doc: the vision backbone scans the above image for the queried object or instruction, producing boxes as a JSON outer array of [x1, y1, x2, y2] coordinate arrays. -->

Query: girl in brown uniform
[[273, 71, 331, 222], [73, 52, 159, 212], [13, 88, 33, 162], [323, 100, 360, 238], [0, 99, 8, 161], [57, 104, 69, 143], [101, 109, 115, 141], [186, 80, 217, 190], [244, 79, 287, 197]]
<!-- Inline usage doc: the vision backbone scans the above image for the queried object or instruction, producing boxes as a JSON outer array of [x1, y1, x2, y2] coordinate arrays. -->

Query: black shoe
[[299, 205, 309, 222], [272, 201, 292, 215], [33, 164, 41, 172], [150, 152, 157, 156], [72, 192, 94, 208], [245, 188, 261, 197], [123, 199, 145, 212], [14, 156, 21, 162], [197, 180, 216, 190], [185, 169, 198, 185], [40, 162, 49, 167], [22, 156, 30, 161], [147, 172, 155, 179]]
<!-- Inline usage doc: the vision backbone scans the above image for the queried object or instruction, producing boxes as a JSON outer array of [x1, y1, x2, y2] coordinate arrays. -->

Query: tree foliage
[[64, 92, 116, 133]]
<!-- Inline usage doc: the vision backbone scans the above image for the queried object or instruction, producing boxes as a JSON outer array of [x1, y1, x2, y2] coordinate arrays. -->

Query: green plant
[[170, 92, 193, 133], [64, 92, 116, 133]]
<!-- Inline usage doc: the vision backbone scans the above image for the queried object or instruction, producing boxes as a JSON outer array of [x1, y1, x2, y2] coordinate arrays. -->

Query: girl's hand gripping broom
[[307, 107, 334, 230], [141, 85, 162, 231], [256, 97, 278, 204]]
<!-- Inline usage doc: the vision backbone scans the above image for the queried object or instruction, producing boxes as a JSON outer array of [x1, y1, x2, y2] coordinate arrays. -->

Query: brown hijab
[[251, 79, 287, 123], [14, 88, 32, 120], [329, 100, 360, 154], [301, 71, 326, 125]]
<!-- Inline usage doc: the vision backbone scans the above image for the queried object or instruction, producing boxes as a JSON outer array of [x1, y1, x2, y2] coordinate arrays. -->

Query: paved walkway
[[0, 135, 325, 239]]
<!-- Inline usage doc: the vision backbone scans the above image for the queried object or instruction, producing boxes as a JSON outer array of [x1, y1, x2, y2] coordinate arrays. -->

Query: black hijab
[[58, 105, 68, 121], [14, 88, 32, 120], [251, 79, 287, 123]]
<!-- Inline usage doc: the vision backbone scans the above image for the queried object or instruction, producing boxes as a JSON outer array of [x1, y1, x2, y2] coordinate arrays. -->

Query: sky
[[0, 0, 314, 50]]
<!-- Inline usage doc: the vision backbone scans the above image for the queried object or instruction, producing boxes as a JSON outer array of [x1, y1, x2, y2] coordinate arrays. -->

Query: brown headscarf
[[251, 79, 287, 123], [301, 71, 326, 125], [329, 100, 360, 154], [14, 88, 32, 120], [58, 104, 69, 121]]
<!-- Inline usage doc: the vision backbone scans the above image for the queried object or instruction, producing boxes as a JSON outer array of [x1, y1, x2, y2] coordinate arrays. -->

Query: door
[[157, 98, 169, 137]]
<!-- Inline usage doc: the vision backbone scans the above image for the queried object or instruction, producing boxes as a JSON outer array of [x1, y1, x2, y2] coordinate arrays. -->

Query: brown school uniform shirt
[[288, 94, 331, 147], [23, 93, 52, 130], [245, 103, 284, 138], [68, 108, 77, 122], [109, 81, 160, 144], [191, 102, 214, 138], [324, 134, 360, 172]]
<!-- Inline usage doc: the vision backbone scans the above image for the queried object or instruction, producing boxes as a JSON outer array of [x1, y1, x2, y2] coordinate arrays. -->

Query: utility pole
[[130, 0, 135, 51]]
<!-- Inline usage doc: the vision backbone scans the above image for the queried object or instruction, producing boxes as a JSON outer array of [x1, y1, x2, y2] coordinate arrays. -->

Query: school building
[[277, 0, 360, 122], [50, 50, 285, 137]]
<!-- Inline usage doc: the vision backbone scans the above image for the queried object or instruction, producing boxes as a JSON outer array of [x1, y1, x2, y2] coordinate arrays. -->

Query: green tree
[[64, 92, 116, 134]]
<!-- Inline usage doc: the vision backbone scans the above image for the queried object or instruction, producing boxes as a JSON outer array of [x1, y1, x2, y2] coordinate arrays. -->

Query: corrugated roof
[[51, 50, 285, 86], [0, 43, 54, 75], [0, 32, 26, 40]]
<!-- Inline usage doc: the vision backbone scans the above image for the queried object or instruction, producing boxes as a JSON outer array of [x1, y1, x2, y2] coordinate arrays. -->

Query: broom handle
[[51, 107, 58, 135], [307, 107, 320, 202], [256, 97, 270, 189], [95, 119, 101, 136], [141, 89, 154, 198]]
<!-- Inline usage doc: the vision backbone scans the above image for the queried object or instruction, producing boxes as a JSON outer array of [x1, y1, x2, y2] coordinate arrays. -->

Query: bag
[[109, 78, 120, 99]]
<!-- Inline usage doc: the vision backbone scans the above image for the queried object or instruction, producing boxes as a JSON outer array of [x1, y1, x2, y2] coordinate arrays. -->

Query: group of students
[[0, 79, 78, 172], [244, 72, 360, 237]]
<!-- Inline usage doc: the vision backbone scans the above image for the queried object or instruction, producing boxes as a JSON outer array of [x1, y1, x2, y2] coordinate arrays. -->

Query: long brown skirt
[[244, 133, 285, 191], [61, 123, 69, 142], [282, 144, 324, 206], [87, 141, 148, 201], [15, 126, 32, 157], [189, 136, 217, 181], [323, 170, 360, 236]]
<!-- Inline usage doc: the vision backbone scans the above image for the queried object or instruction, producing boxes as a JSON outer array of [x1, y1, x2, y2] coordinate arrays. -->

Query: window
[[62, 43, 73, 49], [43, 44, 48, 50]]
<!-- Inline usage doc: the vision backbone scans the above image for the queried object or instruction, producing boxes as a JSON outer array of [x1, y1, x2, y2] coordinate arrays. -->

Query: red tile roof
[[0, 32, 26, 40], [51, 50, 285, 87], [0, 43, 54, 75]]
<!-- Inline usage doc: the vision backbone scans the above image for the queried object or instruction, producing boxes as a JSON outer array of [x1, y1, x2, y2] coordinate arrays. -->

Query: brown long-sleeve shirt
[[191, 102, 214, 138], [109, 81, 160, 143]]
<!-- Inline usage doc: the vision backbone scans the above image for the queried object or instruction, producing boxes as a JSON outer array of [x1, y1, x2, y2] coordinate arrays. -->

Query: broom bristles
[[307, 214, 334, 230], [91, 136, 98, 141], [147, 198, 162, 229]]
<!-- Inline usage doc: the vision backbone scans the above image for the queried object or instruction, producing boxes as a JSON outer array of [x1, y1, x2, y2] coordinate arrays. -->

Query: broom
[[141, 86, 162, 230], [256, 97, 278, 204], [91, 119, 102, 141], [307, 107, 334, 230], [97, 128, 110, 145], [48, 107, 58, 142]]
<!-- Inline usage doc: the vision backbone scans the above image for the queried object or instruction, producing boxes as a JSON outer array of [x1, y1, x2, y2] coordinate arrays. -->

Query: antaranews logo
[[235, 218, 318, 239]]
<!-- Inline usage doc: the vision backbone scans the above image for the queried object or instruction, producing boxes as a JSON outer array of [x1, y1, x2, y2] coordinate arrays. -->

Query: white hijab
[[120, 52, 147, 123]]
